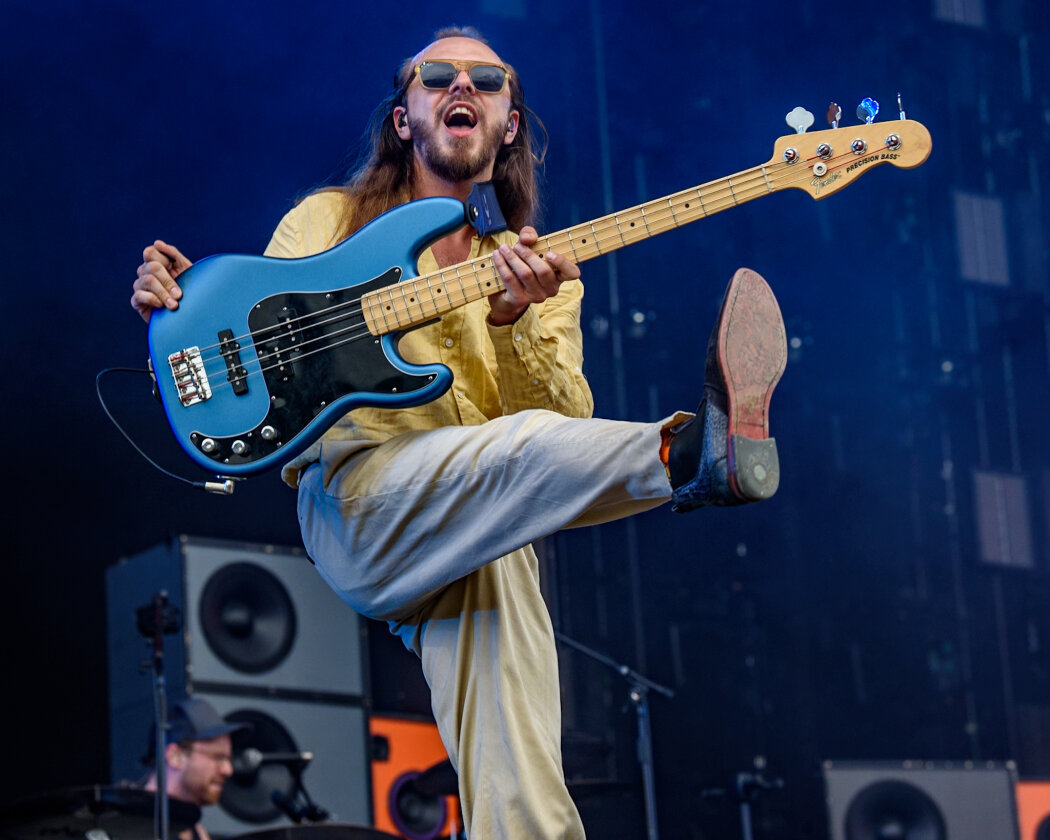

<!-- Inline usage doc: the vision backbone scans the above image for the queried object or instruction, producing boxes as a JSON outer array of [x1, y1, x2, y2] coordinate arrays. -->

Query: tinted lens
[[419, 62, 457, 89], [469, 65, 506, 92]]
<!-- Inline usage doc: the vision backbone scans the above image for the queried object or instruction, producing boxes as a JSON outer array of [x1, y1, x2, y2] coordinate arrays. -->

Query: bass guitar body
[[148, 196, 468, 477]]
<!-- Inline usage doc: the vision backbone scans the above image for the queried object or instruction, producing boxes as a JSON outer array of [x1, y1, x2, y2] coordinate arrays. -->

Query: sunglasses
[[413, 59, 510, 94]]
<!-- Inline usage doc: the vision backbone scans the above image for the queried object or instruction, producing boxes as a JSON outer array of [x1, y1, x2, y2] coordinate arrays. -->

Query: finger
[[142, 243, 173, 269], [141, 260, 184, 302], [135, 264, 182, 309], [516, 225, 539, 248], [497, 243, 548, 301], [514, 228, 580, 285], [511, 242, 565, 295], [143, 240, 192, 275], [493, 246, 528, 298], [130, 288, 166, 322], [153, 240, 192, 271], [543, 250, 581, 281]]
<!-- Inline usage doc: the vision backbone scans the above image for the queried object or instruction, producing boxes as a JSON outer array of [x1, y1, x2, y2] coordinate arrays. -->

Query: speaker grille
[[823, 761, 1019, 840], [199, 562, 297, 675]]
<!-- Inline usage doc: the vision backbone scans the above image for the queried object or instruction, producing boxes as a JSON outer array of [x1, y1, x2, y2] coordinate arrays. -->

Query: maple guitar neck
[[360, 118, 932, 336]]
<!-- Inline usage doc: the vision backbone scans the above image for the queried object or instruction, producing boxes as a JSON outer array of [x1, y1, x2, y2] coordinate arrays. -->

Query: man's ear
[[504, 110, 520, 145], [165, 742, 185, 769], [393, 106, 411, 140]]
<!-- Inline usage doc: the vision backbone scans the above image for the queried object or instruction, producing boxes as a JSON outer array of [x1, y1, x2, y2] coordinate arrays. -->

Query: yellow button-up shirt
[[263, 190, 594, 488]]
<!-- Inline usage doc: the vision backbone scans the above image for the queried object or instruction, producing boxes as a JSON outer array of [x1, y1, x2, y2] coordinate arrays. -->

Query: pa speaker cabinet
[[822, 760, 1019, 840], [1017, 780, 1050, 840], [106, 536, 367, 794], [370, 715, 459, 840], [195, 691, 370, 836]]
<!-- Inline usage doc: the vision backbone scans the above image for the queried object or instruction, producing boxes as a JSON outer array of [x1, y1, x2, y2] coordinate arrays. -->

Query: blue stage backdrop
[[3, 1, 1048, 838]]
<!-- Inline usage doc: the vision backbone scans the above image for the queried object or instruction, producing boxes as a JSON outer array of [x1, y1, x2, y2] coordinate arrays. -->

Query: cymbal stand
[[554, 632, 674, 840]]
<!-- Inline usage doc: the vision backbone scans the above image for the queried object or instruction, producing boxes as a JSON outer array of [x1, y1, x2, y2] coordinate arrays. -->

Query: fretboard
[[361, 161, 779, 336]]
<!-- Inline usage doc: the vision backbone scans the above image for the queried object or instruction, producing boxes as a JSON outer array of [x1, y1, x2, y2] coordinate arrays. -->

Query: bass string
[[377, 145, 884, 326], [178, 142, 891, 393], [188, 294, 371, 362], [541, 148, 878, 258], [195, 318, 381, 398]]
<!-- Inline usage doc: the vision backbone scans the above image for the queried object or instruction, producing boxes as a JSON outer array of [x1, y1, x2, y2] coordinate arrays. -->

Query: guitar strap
[[466, 181, 507, 237]]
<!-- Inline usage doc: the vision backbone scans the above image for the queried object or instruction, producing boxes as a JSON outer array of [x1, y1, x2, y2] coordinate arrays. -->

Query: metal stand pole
[[555, 631, 673, 840], [149, 593, 170, 840], [137, 591, 181, 840]]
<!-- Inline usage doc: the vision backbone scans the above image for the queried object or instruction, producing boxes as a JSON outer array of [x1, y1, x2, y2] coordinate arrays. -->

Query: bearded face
[[408, 98, 509, 184]]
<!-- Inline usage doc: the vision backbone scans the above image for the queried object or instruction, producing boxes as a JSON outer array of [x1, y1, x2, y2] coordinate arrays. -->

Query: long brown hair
[[325, 26, 545, 241]]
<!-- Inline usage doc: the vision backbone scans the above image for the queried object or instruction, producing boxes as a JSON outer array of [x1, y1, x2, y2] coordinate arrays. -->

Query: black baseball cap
[[167, 697, 251, 743], [143, 697, 251, 762]]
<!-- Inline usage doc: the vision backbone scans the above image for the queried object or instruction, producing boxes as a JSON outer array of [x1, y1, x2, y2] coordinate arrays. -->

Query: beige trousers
[[297, 409, 674, 838]]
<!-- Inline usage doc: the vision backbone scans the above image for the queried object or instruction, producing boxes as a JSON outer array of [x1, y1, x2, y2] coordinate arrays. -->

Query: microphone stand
[[136, 592, 181, 840], [554, 632, 674, 840], [701, 769, 784, 840], [279, 762, 329, 824], [735, 772, 783, 840], [293, 767, 329, 824], [151, 594, 170, 840]]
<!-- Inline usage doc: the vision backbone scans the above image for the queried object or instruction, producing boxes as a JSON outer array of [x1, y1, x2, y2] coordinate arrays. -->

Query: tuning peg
[[785, 106, 814, 134], [826, 102, 842, 129], [897, 92, 906, 120], [856, 97, 879, 124]]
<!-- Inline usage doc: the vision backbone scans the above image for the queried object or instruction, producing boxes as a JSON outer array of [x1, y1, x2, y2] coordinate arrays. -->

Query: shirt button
[[444, 338, 454, 348], [531, 379, 540, 386], [513, 333, 523, 342]]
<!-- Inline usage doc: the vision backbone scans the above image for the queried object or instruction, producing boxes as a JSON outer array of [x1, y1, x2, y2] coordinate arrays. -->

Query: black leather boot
[[667, 268, 787, 512]]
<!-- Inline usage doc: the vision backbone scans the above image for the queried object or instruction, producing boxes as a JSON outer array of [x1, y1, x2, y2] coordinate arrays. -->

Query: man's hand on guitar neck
[[132, 240, 192, 322], [488, 226, 580, 327], [130, 229, 580, 327]]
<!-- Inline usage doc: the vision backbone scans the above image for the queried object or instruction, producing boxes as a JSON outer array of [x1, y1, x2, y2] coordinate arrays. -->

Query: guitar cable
[[95, 366, 235, 495]]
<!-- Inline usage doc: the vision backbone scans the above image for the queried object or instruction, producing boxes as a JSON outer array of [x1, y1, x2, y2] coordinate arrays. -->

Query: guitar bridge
[[168, 346, 212, 406]]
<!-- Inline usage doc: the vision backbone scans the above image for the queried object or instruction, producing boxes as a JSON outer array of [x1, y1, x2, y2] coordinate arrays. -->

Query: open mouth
[[443, 103, 478, 136]]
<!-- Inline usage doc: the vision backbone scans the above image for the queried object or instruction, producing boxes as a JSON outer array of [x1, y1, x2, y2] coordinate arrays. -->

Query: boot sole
[[716, 268, 787, 500]]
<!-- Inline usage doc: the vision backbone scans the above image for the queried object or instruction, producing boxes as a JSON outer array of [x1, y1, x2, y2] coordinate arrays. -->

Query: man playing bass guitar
[[130, 26, 787, 839]]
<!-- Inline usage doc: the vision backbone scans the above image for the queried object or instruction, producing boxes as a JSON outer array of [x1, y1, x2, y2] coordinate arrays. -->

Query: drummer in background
[[141, 697, 250, 840]]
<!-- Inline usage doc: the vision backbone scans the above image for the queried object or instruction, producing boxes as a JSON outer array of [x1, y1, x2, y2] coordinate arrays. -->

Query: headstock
[[769, 102, 931, 200]]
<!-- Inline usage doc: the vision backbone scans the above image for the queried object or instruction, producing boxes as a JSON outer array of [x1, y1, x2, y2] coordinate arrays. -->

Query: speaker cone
[[220, 709, 299, 824], [389, 769, 448, 840], [199, 562, 296, 674], [844, 779, 947, 840]]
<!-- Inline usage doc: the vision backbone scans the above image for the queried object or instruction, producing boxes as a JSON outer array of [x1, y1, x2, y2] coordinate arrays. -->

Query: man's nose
[[449, 69, 475, 94]]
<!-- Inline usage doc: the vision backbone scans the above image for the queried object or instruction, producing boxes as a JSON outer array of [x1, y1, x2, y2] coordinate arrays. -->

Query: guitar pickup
[[168, 346, 212, 406], [258, 307, 302, 382], [218, 329, 249, 396]]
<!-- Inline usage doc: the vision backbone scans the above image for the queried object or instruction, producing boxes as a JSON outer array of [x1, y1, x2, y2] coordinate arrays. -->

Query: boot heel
[[729, 435, 780, 500]]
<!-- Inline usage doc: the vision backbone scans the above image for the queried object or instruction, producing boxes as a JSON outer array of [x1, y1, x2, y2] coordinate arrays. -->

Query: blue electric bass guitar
[[148, 119, 931, 477]]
